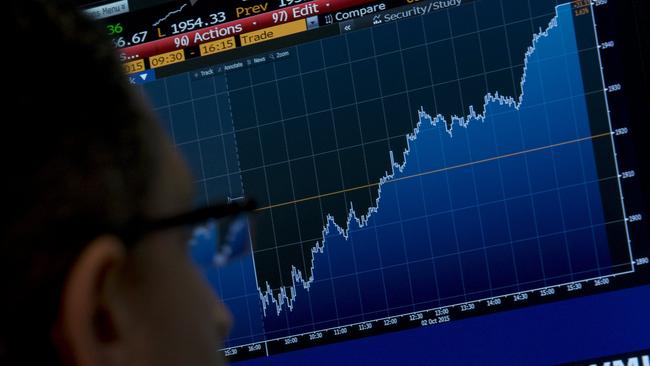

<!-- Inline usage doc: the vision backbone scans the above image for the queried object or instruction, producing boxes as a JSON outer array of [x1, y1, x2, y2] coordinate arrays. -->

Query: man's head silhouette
[[1, 1, 231, 365]]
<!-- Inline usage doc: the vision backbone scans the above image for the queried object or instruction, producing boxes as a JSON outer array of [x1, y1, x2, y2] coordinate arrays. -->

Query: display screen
[[95, 0, 650, 363]]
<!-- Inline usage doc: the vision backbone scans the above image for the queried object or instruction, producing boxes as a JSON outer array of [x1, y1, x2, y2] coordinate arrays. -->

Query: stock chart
[[139, 0, 633, 359]]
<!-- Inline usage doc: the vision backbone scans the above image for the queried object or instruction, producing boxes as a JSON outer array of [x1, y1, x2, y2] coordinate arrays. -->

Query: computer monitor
[[92, 0, 649, 364]]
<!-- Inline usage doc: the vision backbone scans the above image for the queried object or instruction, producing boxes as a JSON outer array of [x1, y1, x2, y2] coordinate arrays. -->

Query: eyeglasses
[[119, 199, 257, 268]]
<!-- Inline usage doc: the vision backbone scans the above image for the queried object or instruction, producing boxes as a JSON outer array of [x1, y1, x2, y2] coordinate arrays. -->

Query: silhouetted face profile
[[32, 67, 233, 366], [1, 1, 232, 365], [62, 131, 234, 366]]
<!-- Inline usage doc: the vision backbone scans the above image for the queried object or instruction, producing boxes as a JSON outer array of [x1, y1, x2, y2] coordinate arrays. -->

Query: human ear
[[52, 235, 130, 366]]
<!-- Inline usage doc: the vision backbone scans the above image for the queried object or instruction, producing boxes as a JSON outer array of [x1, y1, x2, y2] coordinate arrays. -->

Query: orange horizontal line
[[255, 132, 612, 212]]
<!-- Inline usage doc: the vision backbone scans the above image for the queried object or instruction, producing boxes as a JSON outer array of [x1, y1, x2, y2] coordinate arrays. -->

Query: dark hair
[[1, 1, 158, 363]]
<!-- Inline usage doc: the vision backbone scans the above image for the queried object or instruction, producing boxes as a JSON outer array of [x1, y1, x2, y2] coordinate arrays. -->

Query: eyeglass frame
[[116, 198, 257, 247]]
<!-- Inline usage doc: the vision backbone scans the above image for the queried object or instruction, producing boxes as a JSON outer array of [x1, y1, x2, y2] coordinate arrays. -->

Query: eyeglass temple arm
[[122, 199, 257, 241]]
